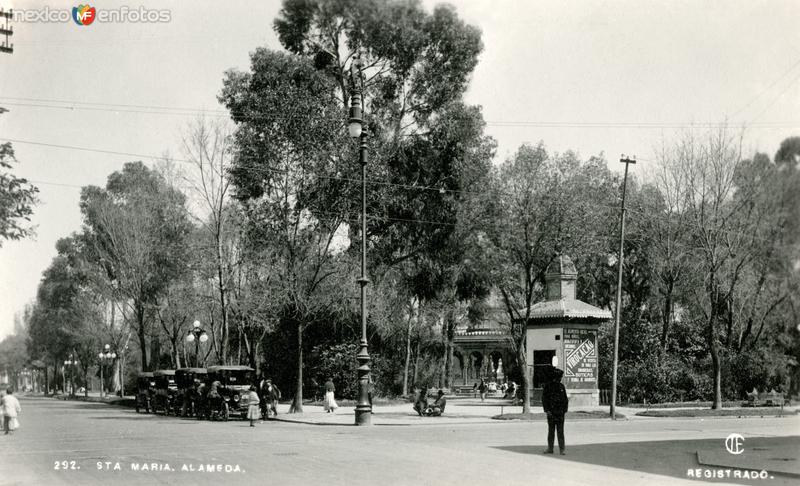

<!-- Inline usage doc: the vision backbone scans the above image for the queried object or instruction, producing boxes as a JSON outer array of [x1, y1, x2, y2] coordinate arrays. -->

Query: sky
[[0, 0, 798, 339]]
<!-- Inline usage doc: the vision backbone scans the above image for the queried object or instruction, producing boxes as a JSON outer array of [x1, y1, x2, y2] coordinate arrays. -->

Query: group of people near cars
[[242, 377, 282, 427]]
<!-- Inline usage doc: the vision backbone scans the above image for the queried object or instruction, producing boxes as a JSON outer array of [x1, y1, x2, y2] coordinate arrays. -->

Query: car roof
[[175, 368, 207, 373], [153, 370, 176, 376], [137, 372, 155, 377], [206, 365, 254, 372]]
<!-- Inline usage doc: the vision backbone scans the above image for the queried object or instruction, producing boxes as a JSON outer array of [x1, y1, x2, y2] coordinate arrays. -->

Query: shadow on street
[[495, 436, 800, 486]]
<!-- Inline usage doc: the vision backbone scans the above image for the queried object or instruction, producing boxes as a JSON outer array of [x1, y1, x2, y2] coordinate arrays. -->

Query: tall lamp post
[[64, 354, 79, 397], [98, 344, 116, 399], [185, 320, 208, 367], [348, 57, 372, 425], [610, 155, 636, 420]]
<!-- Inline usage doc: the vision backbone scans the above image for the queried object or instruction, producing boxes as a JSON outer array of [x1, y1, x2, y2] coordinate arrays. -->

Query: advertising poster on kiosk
[[563, 328, 597, 389]]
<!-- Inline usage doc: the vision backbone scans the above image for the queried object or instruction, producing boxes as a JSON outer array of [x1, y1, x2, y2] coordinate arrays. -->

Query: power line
[[10, 137, 796, 244], [729, 56, 800, 118], [1, 97, 798, 129], [749, 68, 800, 124]]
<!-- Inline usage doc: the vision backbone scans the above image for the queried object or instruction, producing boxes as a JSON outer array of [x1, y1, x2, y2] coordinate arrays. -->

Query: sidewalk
[[270, 397, 798, 426], [271, 397, 630, 426]]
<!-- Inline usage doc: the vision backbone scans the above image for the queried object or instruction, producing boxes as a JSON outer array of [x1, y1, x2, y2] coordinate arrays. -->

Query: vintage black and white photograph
[[0, 1, 798, 485]]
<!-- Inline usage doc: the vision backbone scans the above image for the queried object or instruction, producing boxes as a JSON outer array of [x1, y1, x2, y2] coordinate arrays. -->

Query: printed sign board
[[563, 328, 597, 389]]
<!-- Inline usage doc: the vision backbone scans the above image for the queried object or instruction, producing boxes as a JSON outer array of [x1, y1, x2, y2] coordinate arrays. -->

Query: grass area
[[493, 410, 625, 421], [636, 407, 797, 418]]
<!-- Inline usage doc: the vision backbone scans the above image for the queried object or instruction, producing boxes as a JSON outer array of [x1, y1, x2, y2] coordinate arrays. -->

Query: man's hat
[[437, 389, 444, 396]]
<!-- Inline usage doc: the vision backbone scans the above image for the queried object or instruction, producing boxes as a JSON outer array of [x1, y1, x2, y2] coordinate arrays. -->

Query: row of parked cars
[[135, 365, 255, 421]]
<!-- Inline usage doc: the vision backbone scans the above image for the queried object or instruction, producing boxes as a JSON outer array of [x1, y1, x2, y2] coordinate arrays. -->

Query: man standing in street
[[1, 388, 22, 435], [542, 368, 568, 455]]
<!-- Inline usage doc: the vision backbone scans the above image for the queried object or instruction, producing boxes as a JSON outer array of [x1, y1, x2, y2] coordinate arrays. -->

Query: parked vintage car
[[205, 365, 255, 420], [134, 372, 156, 413], [175, 367, 207, 417], [152, 370, 178, 415]]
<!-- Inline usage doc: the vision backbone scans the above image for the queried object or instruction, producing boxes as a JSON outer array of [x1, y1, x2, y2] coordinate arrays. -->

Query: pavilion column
[[469, 355, 475, 382]]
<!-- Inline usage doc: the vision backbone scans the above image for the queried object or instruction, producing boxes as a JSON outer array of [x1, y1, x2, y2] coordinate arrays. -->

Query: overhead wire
[[728, 56, 800, 119], [1, 96, 798, 128]]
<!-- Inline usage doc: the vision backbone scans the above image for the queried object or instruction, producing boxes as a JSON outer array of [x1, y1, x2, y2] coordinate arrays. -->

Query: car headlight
[[233, 394, 240, 402]]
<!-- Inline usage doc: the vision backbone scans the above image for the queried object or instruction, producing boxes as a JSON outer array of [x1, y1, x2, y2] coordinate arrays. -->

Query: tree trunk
[[413, 308, 424, 386], [149, 337, 160, 372], [44, 365, 49, 396], [216, 233, 229, 365], [440, 328, 447, 389], [660, 282, 673, 353], [237, 330, 242, 365], [174, 340, 182, 369], [518, 334, 531, 414], [709, 332, 723, 409], [413, 338, 421, 386], [445, 308, 456, 388], [402, 300, 415, 396], [137, 304, 148, 371], [292, 322, 304, 413]]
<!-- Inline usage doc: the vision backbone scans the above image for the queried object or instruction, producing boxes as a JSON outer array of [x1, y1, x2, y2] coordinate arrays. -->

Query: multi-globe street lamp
[[185, 320, 208, 367], [98, 344, 116, 399], [64, 354, 79, 396], [348, 57, 372, 426]]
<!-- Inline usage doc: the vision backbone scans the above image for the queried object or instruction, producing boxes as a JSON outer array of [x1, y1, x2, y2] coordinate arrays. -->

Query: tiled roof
[[522, 299, 612, 320]]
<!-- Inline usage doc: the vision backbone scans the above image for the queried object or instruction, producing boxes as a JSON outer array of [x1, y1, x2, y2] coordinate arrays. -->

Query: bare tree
[[182, 117, 235, 364]]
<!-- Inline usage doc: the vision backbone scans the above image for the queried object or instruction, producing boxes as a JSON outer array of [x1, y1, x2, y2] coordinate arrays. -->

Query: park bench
[[455, 385, 476, 396], [744, 388, 790, 407]]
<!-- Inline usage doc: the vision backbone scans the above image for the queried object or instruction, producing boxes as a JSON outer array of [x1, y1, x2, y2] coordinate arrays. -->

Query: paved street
[[0, 396, 797, 486]]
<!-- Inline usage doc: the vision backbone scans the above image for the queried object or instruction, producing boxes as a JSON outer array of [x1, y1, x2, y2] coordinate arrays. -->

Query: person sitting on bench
[[425, 390, 447, 417]]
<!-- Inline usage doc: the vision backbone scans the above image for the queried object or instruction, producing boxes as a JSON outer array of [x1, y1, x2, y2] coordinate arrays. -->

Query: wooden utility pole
[[611, 155, 636, 420]]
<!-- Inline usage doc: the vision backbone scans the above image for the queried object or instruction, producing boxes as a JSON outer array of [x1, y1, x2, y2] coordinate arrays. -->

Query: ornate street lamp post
[[348, 57, 372, 425], [64, 354, 79, 397], [98, 344, 116, 399], [185, 320, 208, 368]]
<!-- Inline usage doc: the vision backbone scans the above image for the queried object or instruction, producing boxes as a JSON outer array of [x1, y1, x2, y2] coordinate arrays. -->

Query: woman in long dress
[[323, 378, 338, 413], [246, 386, 260, 427]]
